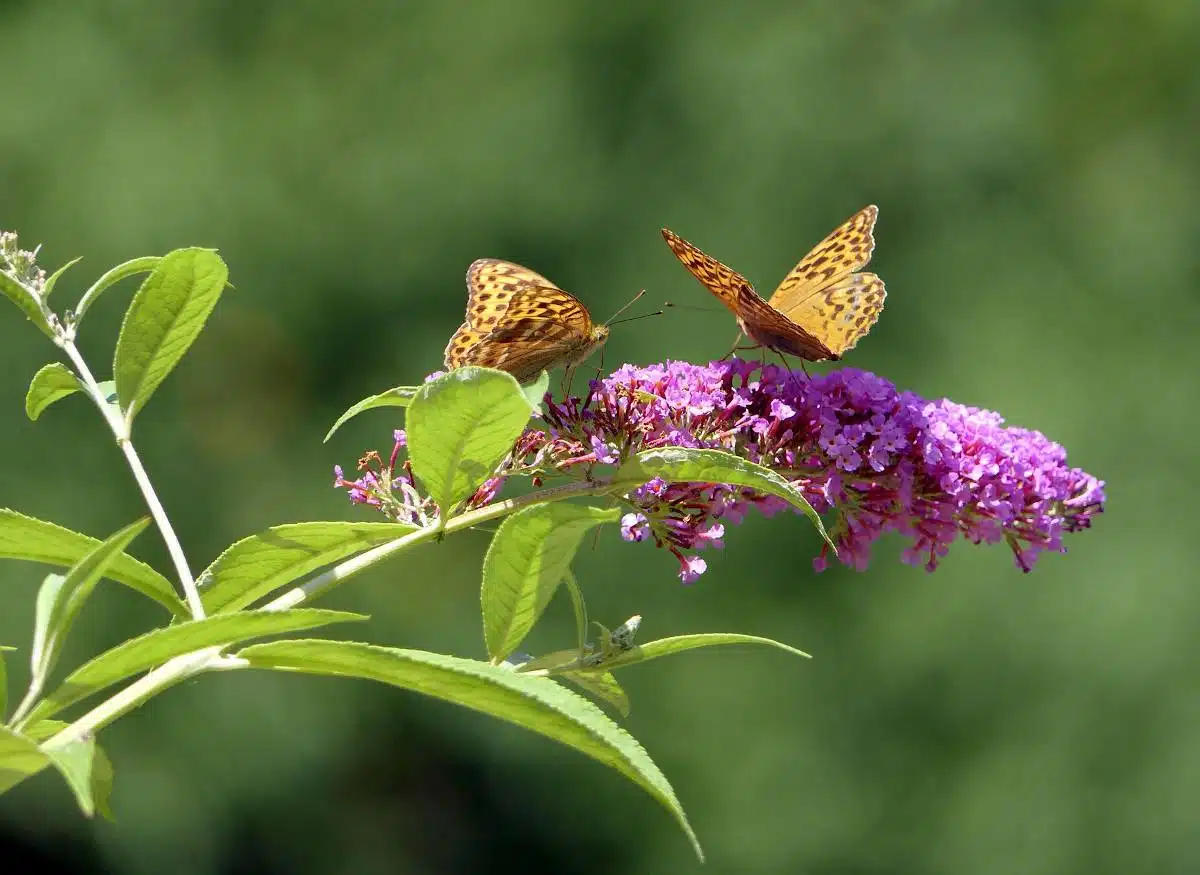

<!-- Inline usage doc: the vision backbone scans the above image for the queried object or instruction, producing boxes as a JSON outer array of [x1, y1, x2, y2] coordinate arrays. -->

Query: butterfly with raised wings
[[661, 205, 886, 362], [443, 259, 610, 385]]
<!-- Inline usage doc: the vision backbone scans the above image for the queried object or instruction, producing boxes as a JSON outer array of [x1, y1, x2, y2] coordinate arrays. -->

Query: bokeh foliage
[[1, 1, 1195, 872]]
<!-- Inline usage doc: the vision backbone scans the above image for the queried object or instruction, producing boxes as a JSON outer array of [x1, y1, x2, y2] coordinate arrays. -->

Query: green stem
[[58, 339, 205, 620], [42, 477, 612, 749]]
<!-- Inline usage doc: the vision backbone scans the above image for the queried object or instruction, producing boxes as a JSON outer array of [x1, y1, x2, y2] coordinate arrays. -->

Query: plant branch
[[42, 476, 614, 748], [59, 340, 205, 619]]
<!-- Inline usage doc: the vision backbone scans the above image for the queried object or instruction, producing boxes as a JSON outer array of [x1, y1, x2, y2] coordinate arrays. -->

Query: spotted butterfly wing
[[766, 205, 885, 358], [444, 260, 609, 384], [660, 228, 834, 360]]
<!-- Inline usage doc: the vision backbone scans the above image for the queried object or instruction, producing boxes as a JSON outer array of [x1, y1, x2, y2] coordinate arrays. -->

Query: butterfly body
[[444, 259, 609, 384], [661, 205, 886, 362]]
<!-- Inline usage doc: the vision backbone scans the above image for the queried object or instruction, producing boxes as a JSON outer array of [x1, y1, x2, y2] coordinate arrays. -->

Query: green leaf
[[44, 734, 96, 816], [559, 670, 630, 718], [24, 609, 367, 725], [42, 257, 83, 301], [562, 569, 588, 658], [520, 370, 551, 410], [0, 508, 184, 617], [19, 719, 115, 819], [546, 632, 812, 675], [74, 255, 162, 324], [324, 386, 419, 442], [406, 367, 536, 515], [199, 521, 418, 614], [482, 503, 619, 662], [0, 270, 54, 339], [25, 363, 82, 421], [0, 645, 14, 719], [0, 726, 51, 796], [613, 447, 835, 550], [30, 518, 151, 689], [238, 639, 703, 860], [113, 248, 228, 425]]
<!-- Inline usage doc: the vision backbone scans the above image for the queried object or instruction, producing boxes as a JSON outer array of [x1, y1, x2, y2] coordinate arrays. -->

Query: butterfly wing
[[660, 228, 756, 317], [464, 259, 562, 329], [446, 274, 606, 384], [661, 227, 835, 360], [767, 205, 885, 357]]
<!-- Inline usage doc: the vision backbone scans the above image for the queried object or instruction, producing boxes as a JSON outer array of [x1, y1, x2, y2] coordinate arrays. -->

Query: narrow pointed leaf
[[33, 518, 152, 684], [113, 248, 228, 424], [562, 569, 588, 657], [42, 257, 83, 301], [74, 255, 161, 322], [25, 363, 81, 421], [0, 726, 52, 795], [24, 609, 367, 725], [570, 632, 811, 673], [0, 508, 184, 617], [406, 367, 535, 514], [482, 503, 619, 662], [199, 521, 418, 614], [324, 386, 419, 442], [238, 639, 703, 860], [614, 447, 835, 550], [0, 270, 54, 338]]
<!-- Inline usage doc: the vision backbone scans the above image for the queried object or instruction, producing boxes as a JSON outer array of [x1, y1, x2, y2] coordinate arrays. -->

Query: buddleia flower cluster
[[337, 360, 1105, 582]]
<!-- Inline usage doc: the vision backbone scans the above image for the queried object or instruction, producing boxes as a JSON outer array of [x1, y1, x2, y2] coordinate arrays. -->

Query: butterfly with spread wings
[[444, 259, 610, 385], [661, 205, 886, 362]]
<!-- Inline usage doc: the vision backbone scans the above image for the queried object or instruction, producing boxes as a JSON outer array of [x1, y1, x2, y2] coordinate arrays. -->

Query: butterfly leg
[[562, 366, 576, 398], [720, 331, 745, 360]]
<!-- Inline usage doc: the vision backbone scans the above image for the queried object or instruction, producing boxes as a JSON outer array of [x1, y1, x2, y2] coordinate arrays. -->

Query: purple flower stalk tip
[[337, 360, 1105, 582]]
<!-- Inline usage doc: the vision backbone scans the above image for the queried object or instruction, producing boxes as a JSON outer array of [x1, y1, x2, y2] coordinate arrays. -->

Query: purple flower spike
[[539, 360, 1104, 577], [338, 359, 1104, 583]]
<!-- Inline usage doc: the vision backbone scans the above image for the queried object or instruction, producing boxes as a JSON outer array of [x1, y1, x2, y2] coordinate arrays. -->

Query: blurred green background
[[1, 1, 1194, 872]]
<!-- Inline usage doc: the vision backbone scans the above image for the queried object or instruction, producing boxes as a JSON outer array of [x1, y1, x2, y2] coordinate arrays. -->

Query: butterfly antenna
[[603, 289, 647, 325], [604, 290, 666, 328]]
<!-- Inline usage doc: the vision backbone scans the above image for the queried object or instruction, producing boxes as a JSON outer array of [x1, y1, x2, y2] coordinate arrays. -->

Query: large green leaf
[[482, 503, 618, 662], [406, 367, 535, 515], [613, 447, 835, 550], [113, 248, 228, 425], [43, 736, 97, 816], [25, 363, 81, 421], [199, 521, 418, 614], [324, 386, 419, 442], [23, 609, 367, 725], [0, 509, 184, 616], [238, 639, 703, 860]]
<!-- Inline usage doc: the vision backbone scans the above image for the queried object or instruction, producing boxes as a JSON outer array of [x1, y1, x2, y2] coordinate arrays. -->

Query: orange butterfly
[[661, 205, 885, 361], [443, 259, 609, 385]]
